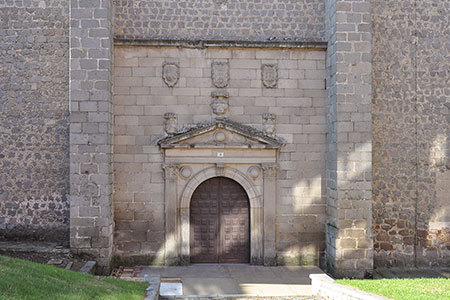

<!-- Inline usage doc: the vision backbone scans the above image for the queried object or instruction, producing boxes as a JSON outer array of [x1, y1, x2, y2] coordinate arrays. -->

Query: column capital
[[162, 163, 180, 180], [261, 163, 279, 178]]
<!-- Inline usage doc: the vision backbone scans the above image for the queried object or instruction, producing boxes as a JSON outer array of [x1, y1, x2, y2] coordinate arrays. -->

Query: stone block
[[90, 236, 111, 248], [71, 237, 91, 248], [118, 242, 141, 252]]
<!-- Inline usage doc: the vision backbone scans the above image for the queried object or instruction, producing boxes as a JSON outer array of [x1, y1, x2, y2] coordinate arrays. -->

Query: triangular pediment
[[158, 118, 283, 149]]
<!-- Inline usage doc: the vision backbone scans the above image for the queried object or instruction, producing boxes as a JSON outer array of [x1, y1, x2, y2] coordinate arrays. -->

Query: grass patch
[[337, 278, 450, 300], [0, 255, 148, 300]]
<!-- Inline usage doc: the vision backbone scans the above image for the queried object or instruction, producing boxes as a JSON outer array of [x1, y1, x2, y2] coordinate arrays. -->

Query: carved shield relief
[[211, 61, 229, 88], [262, 64, 278, 88], [162, 63, 179, 87]]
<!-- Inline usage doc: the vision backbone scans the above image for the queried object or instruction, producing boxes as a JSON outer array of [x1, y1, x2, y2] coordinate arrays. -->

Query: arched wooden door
[[190, 177, 250, 263]]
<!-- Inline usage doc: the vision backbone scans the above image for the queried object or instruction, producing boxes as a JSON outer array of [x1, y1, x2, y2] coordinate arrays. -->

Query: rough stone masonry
[[0, 0, 70, 242], [0, 0, 448, 277]]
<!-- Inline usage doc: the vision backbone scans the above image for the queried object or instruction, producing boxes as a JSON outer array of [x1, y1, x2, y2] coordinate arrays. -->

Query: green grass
[[0, 255, 148, 300], [337, 278, 450, 300]]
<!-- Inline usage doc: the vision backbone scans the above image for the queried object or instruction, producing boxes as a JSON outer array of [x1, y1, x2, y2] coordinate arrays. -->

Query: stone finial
[[162, 63, 179, 87], [164, 113, 177, 135], [211, 60, 229, 88], [211, 90, 229, 116], [262, 113, 276, 135], [262, 64, 278, 88]]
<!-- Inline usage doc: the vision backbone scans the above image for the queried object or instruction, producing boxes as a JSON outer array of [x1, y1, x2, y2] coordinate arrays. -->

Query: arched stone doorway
[[159, 119, 282, 265], [190, 177, 250, 263], [178, 166, 264, 265]]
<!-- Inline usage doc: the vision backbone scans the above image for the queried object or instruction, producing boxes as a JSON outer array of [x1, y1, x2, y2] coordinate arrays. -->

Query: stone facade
[[0, 0, 70, 242], [69, 0, 115, 272], [325, 0, 373, 278], [1, 0, 449, 278], [114, 0, 326, 42], [372, 0, 450, 268], [113, 46, 327, 265]]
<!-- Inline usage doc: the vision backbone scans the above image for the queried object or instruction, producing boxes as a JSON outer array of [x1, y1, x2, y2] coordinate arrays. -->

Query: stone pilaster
[[262, 163, 279, 266], [163, 163, 180, 265], [69, 0, 114, 273], [325, 0, 373, 278]]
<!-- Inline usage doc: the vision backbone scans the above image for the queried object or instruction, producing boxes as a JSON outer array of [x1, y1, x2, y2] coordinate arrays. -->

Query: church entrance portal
[[190, 177, 250, 263]]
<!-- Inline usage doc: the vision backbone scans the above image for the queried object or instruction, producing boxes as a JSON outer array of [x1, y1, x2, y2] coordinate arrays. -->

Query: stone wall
[[325, 0, 373, 278], [372, 0, 450, 268], [113, 46, 327, 265], [69, 0, 115, 272], [114, 0, 325, 42], [0, 0, 69, 242]]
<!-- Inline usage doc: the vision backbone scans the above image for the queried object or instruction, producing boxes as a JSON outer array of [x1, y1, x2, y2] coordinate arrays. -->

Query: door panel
[[190, 177, 249, 263], [190, 177, 219, 263], [219, 178, 250, 263]]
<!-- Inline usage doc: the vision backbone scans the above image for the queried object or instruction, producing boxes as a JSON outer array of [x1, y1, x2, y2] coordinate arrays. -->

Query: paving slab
[[137, 264, 324, 296], [161, 282, 183, 296]]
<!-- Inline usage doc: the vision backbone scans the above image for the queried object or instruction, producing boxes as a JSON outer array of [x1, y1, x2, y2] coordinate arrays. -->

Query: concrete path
[[137, 264, 325, 297]]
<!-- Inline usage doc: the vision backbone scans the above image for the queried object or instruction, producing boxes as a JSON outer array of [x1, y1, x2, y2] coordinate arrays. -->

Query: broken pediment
[[158, 118, 283, 149]]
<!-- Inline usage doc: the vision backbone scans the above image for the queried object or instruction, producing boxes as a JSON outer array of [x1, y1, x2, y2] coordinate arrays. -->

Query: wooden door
[[190, 177, 249, 263]]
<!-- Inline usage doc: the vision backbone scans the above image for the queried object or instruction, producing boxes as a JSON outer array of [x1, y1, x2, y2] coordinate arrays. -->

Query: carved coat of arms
[[262, 64, 278, 88], [163, 112, 177, 135], [211, 61, 229, 88], [162, 63, 179, 87], [263, 113, 276, 135], [211, 90, 229, 116]]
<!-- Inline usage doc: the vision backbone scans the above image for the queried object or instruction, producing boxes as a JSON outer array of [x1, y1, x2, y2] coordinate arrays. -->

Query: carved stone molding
[[211, 60, 229, 88], [216, 163, 225, 176], [178, 166, 264, 264], [163, 163, 179, 180], [262, 64, 278, 88], [261, 163, 279, 178], [158, 117, 284, 150], [180, 166, 193, 179], [247, 166, 261, 179], [211, 90, 229, 116], [262, 113, 276, 136], [164, 112, 177, 135], [162, 63, 179, 87], [214, 130, 227, 143]]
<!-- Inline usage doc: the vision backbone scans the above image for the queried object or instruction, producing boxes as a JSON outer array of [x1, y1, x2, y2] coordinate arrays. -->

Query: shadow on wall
[[372, 0, 450, 268], [113, 170, 328, 267]]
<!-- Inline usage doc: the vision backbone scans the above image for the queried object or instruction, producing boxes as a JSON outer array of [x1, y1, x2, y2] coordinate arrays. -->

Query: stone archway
[[159, 118, 281, 265], [179, 166, 263, 265]]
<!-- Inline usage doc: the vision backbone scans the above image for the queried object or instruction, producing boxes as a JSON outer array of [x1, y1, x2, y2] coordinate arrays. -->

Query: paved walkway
[[136, 264, 325, 297]]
